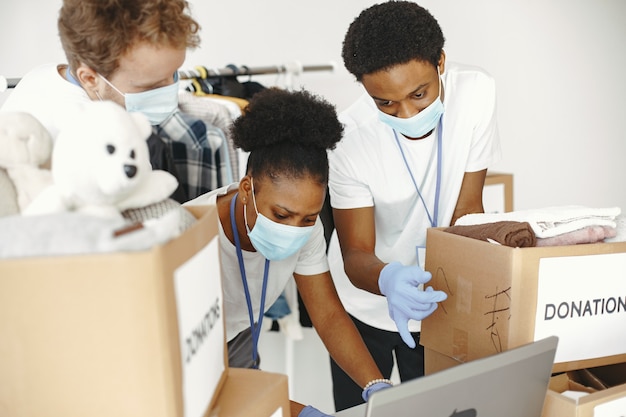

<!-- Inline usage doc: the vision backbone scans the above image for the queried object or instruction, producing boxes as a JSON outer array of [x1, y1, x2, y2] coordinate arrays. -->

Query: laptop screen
[[335, 336, 558, 417]]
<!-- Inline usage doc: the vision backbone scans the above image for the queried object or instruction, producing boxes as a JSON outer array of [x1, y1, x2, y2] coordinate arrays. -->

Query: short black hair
[[231, 87, 343, 185], [342, 1, 445, 80]]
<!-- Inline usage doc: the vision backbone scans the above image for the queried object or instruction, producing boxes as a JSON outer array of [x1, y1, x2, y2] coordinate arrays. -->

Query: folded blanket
[[536, 226, 617, 247], [605, 214, 626, 243], [455, 206, 621, 238], [444, 221, 537, 247]]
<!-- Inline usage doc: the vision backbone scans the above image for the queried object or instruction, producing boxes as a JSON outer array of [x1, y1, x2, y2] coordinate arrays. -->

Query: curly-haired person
[[185, 88, 390, 417], [2, 0, 200, 138], [0, 0, 227, 201], [327, 1, 502, 411]]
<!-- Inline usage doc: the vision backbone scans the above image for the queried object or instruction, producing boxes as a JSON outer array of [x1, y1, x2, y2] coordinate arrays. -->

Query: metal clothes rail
[[177, 61, 335, 79], [0, 61, 336, 92]]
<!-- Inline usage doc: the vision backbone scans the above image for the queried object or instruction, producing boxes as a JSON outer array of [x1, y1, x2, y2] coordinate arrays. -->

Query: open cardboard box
[[483, 172, 514, 213], [0, 205, 227, 417], [421, 228, 626, 373], [542, 362, 626, 417], [210, 368, 290, 417]]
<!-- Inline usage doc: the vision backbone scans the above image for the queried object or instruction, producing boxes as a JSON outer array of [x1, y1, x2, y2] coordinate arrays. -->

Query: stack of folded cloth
[[447, 205, 622, 247], [445, 221, 536, 247]]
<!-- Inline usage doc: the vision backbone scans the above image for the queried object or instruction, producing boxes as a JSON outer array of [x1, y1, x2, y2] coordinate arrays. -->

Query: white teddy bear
[[0, 111, 53, 212], [24, 100, 179, 219]]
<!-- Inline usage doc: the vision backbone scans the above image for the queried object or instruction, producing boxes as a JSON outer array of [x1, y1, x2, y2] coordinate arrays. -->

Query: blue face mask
[[378, 67, 444, 138], [99, 72, 179, 125], [244, 179, 315, 261]]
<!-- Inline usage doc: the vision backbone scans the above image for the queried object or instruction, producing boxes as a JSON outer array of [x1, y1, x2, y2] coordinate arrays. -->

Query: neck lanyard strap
[[230, 192, 270, 368], [393, 119, 443, 227]]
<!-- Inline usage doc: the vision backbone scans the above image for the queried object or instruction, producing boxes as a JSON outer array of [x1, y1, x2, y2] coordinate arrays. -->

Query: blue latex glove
[[362, 381, 394, 402], [298, 405, 332, 417], [378, 262, 448, 348]]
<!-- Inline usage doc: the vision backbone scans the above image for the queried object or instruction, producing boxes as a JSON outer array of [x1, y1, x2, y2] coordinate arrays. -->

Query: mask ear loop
[[436, 66, 442, 100], [250, 177, 260, 214], [98, 74, 126, 98], [243, 197, 251, 234], [244, 177, 259, 233]]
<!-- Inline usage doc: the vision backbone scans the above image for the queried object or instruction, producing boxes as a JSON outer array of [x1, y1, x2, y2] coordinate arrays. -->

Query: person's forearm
[[343, 249, 387, 295], [314, 304, 384, 388]]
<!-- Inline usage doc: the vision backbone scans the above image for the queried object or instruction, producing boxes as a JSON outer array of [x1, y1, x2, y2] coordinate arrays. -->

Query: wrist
[[362, 379, 394, 402], [378, 262, 402, 295], [363, 378, 394, 390]]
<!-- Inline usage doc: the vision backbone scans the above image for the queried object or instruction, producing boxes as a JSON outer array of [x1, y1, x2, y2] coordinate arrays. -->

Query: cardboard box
[[424, 346, 463, 375], [0, 205, 227, 417], [421, 228, 626, 373], [483, 172, 514, 213], [542, 362, 626, 417], [210, 368, 290, 417]]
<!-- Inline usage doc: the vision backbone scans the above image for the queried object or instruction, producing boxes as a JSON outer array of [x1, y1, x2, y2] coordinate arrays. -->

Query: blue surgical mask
[[244, 179, 315, 261], [98, 72, 179, 125], [378, 67, 444, 138]]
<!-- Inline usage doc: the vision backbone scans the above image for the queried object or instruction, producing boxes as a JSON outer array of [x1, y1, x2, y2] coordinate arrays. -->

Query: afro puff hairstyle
[[231, 87, 343, 185], [342, 1, 445, 80]]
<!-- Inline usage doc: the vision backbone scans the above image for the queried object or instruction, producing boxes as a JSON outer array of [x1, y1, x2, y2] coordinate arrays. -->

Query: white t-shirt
[[185, 183, 330, 341], [328, 62, 501, 332], [0, 63, 90, 141]]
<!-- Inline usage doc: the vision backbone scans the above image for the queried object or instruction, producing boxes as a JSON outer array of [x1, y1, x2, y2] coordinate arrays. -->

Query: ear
[[75, 64, 108, 101], [438, 50, 446, 74], [74, 64, 99, 90], [238, 175, 252, 204]]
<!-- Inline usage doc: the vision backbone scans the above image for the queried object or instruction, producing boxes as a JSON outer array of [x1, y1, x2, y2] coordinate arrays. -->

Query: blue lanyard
[[229, 192, 270, 368], [393, 119, 443, 227]]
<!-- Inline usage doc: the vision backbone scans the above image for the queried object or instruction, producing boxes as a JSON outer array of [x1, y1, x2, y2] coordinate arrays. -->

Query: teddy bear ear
[[129, 112, 153, 140]]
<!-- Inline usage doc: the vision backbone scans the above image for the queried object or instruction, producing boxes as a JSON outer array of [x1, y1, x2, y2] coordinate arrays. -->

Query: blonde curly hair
[[58, 0, 201, 77]]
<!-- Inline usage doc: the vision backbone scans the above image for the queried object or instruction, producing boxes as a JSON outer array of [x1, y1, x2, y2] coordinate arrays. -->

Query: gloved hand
[[362, 381, 394, 402], [298, 405, 332, 417], [378, 262, 448, 348]]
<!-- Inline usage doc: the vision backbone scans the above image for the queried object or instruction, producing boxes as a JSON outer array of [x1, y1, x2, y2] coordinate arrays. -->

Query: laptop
[[334, 336, 558, 417]]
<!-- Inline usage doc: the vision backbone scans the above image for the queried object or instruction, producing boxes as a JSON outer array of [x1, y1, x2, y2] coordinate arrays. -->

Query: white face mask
[[98, 73, 179, 125], [378, 67, 444, 138]]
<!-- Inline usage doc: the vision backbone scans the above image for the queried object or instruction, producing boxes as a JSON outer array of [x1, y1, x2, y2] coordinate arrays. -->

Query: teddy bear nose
[[124, 164, 137, 178]]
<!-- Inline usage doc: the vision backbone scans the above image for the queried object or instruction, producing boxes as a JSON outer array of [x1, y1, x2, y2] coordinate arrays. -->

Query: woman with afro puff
[[186, 88, 390, 417], [327, 1, 502, 411]]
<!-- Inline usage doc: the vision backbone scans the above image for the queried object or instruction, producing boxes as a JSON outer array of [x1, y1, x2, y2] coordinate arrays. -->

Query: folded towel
[[605, 214, 626, 243], [455, 206, 621, 238], [536, 225, 617, 247], [444, 221, 537, 247]]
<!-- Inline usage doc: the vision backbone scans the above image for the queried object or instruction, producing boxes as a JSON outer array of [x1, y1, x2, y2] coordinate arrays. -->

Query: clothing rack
[[177, 61, 335, 80], [0, 61, 335, 92]]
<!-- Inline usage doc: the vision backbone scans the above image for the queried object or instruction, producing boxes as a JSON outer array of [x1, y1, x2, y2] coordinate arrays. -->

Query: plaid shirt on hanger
[[155, 109, 230, 201]]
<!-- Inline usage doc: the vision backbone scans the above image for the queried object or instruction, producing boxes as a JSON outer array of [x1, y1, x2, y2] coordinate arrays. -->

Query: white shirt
[[185, 183, 329, 341], [1, 63, 91, 141], [328, 62, 501, 332]]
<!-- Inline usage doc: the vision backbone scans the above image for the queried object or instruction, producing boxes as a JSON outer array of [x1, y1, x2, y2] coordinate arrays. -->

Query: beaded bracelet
[[363, 378, 394, 390]]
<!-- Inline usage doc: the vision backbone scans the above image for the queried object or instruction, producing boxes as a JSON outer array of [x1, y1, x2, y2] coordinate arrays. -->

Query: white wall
[[1, 0, 625, 411], [2, 0, 625, 211]]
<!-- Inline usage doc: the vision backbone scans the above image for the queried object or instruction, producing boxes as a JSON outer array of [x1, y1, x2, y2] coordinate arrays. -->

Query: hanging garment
[[178, 91, 239, 178], [187, 65, 266, 100], [155, 109, 229, 200], [189, 65, 247, 98], [146, 132, 188, 203]]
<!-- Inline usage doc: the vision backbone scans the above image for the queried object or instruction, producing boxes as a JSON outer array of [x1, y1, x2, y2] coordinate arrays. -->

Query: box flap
[[422, 228, 517, 362]]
